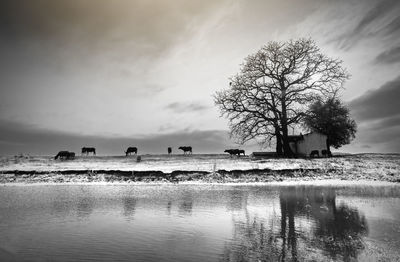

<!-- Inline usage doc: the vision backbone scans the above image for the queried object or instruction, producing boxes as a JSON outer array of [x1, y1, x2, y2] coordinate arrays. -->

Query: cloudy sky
[[0, 0, 399, 155]]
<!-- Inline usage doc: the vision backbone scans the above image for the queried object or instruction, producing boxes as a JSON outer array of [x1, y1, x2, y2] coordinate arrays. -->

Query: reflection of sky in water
[[0, 185, 399, 261]]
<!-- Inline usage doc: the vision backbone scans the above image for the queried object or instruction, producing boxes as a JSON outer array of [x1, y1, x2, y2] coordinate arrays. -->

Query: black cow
[[54, 151, 75, 160], [179, 146, 192, 154], [224, 149, 245, 156], [168, 147, 172, 155], [125, 147, 138, 156], [82, 147, 96, 156], [310, 150, 319, 158]]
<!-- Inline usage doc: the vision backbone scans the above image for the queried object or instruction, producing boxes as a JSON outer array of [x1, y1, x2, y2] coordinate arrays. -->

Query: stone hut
[[288, 132, 328, 157]]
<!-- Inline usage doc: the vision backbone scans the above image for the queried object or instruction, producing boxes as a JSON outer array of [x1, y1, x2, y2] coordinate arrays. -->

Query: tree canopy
[[214, 38, 350, 156], [303, 97, 357, 152]]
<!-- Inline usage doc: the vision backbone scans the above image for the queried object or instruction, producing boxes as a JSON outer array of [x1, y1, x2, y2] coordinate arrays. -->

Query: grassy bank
[[1, 154, 399, 184]]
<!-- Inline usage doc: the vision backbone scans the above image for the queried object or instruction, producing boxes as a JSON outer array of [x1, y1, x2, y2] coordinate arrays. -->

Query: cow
[[81, 147, 96, 156], [178, 146, 192, 154], [168, 147, 172, 155], [310, 150, 319, 158], [54, 151, 75, 160], [125, 147, 138, 156], [224, 149, 245, 157]]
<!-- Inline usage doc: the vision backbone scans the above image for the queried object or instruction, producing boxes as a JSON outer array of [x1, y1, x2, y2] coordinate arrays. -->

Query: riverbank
[[0, 153, 399, 184]]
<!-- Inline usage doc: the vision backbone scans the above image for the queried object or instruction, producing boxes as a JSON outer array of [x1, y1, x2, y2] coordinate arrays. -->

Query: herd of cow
[[54, 147, 96, 160], [54, 146, 246, 160], [124, 146, 193, 156]]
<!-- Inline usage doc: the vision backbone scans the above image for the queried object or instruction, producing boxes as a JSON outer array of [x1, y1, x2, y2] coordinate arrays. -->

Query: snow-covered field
[[0, 154, 357, 172], [0, 154, 321, 173], [1, 153, 399, 183]]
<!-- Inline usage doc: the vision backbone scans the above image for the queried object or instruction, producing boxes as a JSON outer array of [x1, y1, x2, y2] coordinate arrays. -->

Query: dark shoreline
[[1, 167, 399, 184]]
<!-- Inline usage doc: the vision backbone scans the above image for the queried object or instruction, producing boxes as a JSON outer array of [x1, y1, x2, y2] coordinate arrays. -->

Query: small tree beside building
[[303, 97, 357, 155]]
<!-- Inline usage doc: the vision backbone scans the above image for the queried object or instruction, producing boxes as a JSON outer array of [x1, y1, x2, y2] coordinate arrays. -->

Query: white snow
[[0, 154, 308, 173]]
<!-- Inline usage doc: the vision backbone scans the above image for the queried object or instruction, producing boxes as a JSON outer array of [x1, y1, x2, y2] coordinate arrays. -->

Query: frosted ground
[[0, 154, 335, 172], [0, 154, 399, 184]]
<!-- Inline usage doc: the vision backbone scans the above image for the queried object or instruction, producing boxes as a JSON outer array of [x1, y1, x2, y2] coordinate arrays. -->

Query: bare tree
[[214, 38, 349, 156]]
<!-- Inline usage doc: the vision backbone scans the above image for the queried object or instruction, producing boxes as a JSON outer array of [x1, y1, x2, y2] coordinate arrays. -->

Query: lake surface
[[1, 184, 400, 261]]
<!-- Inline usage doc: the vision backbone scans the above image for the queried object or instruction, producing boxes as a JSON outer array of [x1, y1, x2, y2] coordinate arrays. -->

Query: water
[[1, 184, 400, 261]]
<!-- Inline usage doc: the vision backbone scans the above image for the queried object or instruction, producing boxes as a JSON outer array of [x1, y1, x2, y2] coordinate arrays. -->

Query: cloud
[[0, 0, 225, 102], [351, 0, 397, 35], [350, 75, 400, 121], [0, 0, 223, 57], [374, 45, 400, 64], [0, 118, 238, 155], [0, 0, 228, 136], [158, 124, 175, 132], [382, 14, 400, 37], [348, 76, 400, 152], [360, 125, 400, 152], [335, 0, 400, 50], [165, 102, 209, 113], [344, 126, 400, 153], [368, 115, 400, 131]]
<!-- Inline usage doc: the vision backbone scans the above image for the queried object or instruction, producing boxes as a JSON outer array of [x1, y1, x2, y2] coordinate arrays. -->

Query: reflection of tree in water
[[220, 214, 281, 261], [220, 190, 281, 261], [122, 197, 137, 218], [226, 189, 248, 211], [166, 201, 172, 215], [179, 200, 193, 215], [221, 187, 368, 262], [280, 190, 298, 261], [75, 187, 96, 218], [76, 196, 94, 218], [279, 187, 368, 261], [313, 203, 368, 260], [178, 194, 193, 216], [52, 198, 74, 218]]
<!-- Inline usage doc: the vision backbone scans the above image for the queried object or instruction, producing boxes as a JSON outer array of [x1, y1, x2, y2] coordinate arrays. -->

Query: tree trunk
[[280, 196, 287, 261], [281, 100, 293, 157], [288, 201, 297, 261], [275, 127, 283, 156], [326, 138, 332, 157], [281, 125, 292, 157]]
